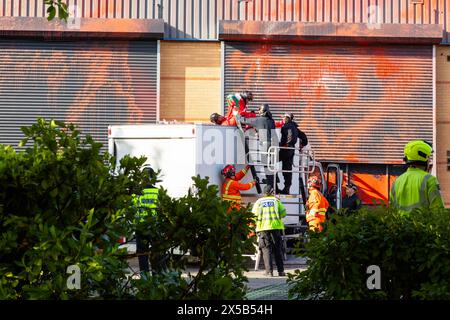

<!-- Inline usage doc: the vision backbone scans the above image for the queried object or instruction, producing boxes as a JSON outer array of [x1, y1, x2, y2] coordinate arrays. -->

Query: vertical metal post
[[432, 44, 437, 176], [157, 39, 161, 122], [220, 41, 225, 114]]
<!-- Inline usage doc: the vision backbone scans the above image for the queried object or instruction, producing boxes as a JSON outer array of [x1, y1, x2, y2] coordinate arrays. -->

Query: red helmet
[[221, 165, 236, 178], [307, 176, 322, 189]]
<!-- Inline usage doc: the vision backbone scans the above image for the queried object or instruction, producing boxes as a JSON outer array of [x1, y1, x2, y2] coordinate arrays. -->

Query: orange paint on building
[[226, 42, 432, 163], [350, 173, 390, 205]]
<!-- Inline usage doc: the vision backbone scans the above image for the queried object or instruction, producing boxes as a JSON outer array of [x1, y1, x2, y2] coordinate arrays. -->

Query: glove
[[245, 165, 250, 171]]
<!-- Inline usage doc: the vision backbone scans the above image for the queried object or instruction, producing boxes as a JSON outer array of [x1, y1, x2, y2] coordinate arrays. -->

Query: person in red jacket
[[210, 91, 256, 126], [221, 164, 255, 210]]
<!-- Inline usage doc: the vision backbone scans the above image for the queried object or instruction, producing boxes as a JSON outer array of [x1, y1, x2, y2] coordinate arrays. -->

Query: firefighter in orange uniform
[[221, 164, 256, 210], [305, 176, 329, 232]]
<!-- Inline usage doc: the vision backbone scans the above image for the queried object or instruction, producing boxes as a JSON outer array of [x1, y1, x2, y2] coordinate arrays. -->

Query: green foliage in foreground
[[288, 206, 450, 300], [0, 119, 252, 299]]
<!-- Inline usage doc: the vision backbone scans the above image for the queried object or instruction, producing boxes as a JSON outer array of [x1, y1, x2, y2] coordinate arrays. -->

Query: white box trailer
[[108, 123, 320, 226]]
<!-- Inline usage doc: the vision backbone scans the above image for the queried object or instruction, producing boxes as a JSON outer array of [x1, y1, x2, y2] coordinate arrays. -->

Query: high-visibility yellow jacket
[[252, 196, 286, 232], [390, 167, 444, 216], [221, 167, 255, 209], [132, 187, 158, 222]]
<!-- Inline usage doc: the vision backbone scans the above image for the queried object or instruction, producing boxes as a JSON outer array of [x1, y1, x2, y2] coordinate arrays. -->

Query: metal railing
[[245, 145, 316, 175]]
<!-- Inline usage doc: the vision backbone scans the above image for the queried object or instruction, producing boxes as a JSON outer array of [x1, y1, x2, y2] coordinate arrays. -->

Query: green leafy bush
[[131, 175, 253, 300], [0, 119, 145, 299], [0, 119, 252, 300], [287, 206, 450, 300]]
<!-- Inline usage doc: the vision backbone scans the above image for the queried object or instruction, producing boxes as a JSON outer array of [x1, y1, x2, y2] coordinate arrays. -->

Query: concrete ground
[[127, 254, 307, 288], [125, 243, 308, 300], [245, 255, 307, 291]]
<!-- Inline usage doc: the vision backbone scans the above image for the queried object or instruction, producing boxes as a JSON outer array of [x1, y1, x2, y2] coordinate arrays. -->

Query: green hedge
[[0, 119, 252, 299], [287, 206, 450, 300]]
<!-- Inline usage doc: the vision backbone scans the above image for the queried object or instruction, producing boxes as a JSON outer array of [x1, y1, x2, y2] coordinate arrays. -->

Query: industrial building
[[0, 0, 449, 206]]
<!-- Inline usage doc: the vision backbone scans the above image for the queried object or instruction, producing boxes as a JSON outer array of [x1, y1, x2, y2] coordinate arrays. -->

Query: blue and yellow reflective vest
[[251, 196, 286, 232], [132, 187, 159, 222], [390, 167, 444, 216]]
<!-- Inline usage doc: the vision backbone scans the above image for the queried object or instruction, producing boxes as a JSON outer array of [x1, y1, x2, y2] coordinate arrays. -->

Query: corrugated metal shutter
[[3, 0, 448, 43], [0, 40, 157, 151], [224, 42, 433, 164]]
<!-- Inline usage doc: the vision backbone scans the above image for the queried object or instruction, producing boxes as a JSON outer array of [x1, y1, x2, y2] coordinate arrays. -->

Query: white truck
[[108, 123, 342, 233]]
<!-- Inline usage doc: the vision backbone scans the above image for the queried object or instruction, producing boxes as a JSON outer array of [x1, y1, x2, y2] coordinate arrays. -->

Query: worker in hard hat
[[305, 176, 329, 233], [390, 140, 444, 216], [210, 91, 256, 126], [221, 164, 256, 210]]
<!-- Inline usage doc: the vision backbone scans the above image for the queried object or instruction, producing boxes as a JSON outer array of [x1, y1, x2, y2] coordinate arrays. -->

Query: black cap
[[143, 165, 156, 179], [264, 184, 274, 195]]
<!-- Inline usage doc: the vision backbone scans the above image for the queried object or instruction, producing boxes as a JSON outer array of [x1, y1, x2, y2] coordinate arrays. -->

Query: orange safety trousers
[[306, 188, 329, 233]]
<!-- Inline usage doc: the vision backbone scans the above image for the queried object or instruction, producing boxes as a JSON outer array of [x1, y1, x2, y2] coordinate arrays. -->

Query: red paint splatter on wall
[[225, 43, 433, 165], [0, 40, 157, 150]]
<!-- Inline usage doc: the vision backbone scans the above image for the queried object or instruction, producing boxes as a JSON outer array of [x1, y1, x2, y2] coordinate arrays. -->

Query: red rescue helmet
[[221, 165, 236, 178], [307, 176, 322, 189]]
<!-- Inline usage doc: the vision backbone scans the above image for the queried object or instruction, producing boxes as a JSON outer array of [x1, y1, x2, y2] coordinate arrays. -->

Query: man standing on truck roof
[[210, 91, 256, 126], [221, 164, 256, 210], [278, 113, 299, 195], [306, 176, 329, 233], [275, 113, 308, 151], [240, 104, 277, 189], [390, 140, 444, 216], [252, 185, 286, 277]]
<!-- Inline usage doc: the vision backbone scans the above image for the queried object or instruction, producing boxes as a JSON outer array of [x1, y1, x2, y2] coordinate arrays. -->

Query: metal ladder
[[241, 129, 317, 270]]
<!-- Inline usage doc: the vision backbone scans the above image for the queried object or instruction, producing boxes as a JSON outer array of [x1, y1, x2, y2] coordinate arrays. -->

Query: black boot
[[280, 186, 290, 195]]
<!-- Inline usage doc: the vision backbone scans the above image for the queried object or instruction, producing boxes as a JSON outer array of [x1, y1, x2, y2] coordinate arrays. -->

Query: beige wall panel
[[437, 164, 450, 207], [436, 45, 450, 206], [160, 41, 221, 123]]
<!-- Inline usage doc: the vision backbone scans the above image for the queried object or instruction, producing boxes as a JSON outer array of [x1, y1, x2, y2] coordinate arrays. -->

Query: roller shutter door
[[0, 40, 157, 151], [224, 43, 433, 164]]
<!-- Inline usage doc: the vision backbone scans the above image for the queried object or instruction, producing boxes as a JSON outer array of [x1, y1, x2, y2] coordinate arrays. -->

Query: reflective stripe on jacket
[[132, 187, 158, 222], [221, 167, 254, 205], [390, 167, 444, 215], [252, 196, 286, 232], [306, 188, 329, 223]]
